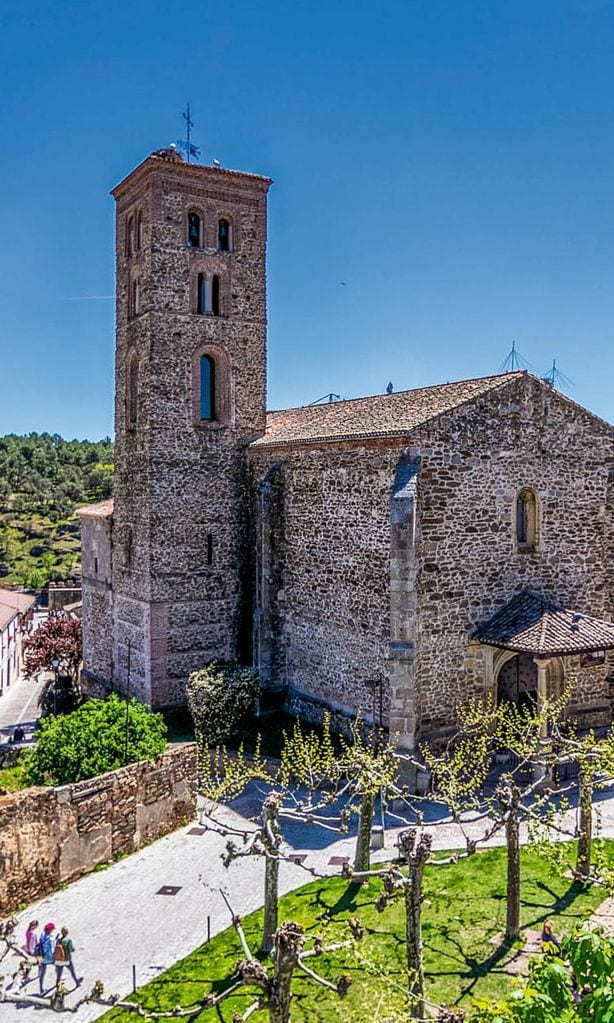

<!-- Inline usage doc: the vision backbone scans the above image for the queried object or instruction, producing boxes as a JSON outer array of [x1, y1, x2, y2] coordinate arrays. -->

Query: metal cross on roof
[[176, 103, 201, 163]]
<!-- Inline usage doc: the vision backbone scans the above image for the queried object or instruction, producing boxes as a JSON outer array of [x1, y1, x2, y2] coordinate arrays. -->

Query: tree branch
[[220, 890, 254, 961]]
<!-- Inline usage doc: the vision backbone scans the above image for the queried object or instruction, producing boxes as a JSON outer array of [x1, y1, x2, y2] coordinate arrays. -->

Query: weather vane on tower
[[176, 103, 200, 163]]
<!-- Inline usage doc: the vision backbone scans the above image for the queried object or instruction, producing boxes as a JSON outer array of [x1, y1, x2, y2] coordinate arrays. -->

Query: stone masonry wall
[[249, 373, 612, 746], [249, 440, 403, 723], [110, 156, 271, 706], [80, 510, 113, 684], [410, 373, 613, 737], [0, 743, 196, 915]]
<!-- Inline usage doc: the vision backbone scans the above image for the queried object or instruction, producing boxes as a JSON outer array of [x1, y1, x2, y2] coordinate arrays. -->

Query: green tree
[[23, 567, 47, 592], [187, 661, 260, 755], [23, 610, 82, 686], [469, 927, 614, 1023], [40, 550, 56, 573], [23, 694, 167, 785]]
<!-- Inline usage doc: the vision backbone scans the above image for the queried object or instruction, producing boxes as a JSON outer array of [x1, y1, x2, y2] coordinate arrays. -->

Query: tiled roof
[[250, 372, 524, 448], [472, 591, 614, 656], [112, 152, 272, 198], [0, 589, 35, 632], [75, 499, 114, 519]]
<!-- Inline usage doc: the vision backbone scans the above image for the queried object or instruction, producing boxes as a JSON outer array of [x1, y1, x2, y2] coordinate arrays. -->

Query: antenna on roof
[[499, 340, 531, 373], [386, 381, 394, 395], [543, 359, 574, 391], [176, 103, 200, 163], [308, 393, 343, 405]]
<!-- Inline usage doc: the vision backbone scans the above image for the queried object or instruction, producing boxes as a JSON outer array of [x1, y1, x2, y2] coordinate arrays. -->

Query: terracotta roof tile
[[0, 589, 35, 632], [472, 591, 614, 656], [250, 372, 524, 448]]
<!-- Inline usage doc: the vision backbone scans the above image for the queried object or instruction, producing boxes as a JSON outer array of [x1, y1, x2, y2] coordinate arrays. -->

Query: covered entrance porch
[[473, 591, 614, 727]]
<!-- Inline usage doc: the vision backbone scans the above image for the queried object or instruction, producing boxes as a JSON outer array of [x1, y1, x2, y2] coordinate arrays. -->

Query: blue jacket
[[40, 932, 54, 965]]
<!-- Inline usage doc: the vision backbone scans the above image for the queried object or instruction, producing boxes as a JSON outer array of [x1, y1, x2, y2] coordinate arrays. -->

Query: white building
[[0, 590, 35, 698]]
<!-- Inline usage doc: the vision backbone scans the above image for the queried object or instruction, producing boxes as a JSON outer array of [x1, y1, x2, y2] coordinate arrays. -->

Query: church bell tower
[[111, 146, 272, 705]]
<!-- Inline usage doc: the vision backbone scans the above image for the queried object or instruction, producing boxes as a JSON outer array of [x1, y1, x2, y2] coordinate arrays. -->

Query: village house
[[0, 589, 35, 699], [79, 147, 614, 759]]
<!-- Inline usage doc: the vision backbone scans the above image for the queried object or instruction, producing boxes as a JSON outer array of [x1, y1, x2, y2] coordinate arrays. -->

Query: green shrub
[[24, 694, 167, 786], [470, 926, 614, 1022], [187, 661, 260, 748]]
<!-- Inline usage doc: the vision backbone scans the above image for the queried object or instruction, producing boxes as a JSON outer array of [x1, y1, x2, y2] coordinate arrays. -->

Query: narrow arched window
[[188, 212, 201, 248], [128, 276, 140, 319], [516, 489, 538, 550], [127, 353, 138, 428], [200, 355, 215, 420], [218, 219, 231, 252], [197, 273, 207, 314], [126, 215, 134, 257], [136, 211, 143, 251], [211, 275, 220, 315]]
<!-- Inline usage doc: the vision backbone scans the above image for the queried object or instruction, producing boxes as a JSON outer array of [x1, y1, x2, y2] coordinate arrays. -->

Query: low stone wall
[[0, 743, 196, 915], [47, 585, 83, 612], [0, 744, 24, 770]]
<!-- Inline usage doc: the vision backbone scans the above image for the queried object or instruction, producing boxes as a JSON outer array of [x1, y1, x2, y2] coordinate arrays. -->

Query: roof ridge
[[266, 371, 524, 417]]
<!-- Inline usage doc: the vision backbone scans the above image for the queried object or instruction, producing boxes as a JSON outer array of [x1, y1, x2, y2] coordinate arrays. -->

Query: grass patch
[[101, 841, 614, 1022], [0, 763, 31, 792], [162, 709, 338, 759]]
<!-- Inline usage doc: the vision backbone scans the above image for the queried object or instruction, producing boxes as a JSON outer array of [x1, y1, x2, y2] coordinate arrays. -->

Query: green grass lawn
[[101, 841, 614, 1022]]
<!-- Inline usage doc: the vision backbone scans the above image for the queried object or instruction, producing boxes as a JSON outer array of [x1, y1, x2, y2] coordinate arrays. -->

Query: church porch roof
[[472, 591, 614, 657]]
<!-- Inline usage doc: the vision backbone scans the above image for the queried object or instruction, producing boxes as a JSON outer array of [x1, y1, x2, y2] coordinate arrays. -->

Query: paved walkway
[[0, 672, 46, 744], [1, 786, 613, 1021], [590, 896, 614, 935]]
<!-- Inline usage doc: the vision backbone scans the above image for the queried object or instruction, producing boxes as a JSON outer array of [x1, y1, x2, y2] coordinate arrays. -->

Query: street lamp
[[50, 656, 60, 716]]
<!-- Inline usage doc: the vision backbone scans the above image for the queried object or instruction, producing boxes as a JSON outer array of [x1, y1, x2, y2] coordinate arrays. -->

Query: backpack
[[34, 939, 43, 958], [54, 940, 66, 963]]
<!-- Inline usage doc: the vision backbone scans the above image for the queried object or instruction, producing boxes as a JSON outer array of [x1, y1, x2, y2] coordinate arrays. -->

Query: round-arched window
[[200, 355, 215, 420], [218, 218, 231, 252], [516, 488, 539, 551], [188, 211, 202, 249], [127, 352, 139, 429]]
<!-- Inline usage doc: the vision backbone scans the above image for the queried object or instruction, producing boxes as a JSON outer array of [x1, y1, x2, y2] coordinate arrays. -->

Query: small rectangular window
[[207, 533, 213, 565], [94, 557, 98, 576]]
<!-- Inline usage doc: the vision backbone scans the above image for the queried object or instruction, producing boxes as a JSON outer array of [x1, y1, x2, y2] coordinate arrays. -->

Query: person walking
[[24, 920, 39, 957], [38, 922, 56, 994], [541, 919, 562, 953], [54, 927, 82, 988]]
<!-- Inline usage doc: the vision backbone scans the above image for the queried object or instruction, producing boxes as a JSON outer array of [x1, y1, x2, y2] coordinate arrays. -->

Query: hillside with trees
[[0, 433, 114, 589]]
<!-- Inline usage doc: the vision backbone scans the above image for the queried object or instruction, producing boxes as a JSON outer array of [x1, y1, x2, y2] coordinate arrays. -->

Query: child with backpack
[[54, 927, 82, 988]]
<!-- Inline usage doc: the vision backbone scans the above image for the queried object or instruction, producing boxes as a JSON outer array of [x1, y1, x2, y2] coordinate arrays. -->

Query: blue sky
[[1, 0, 613, 438]]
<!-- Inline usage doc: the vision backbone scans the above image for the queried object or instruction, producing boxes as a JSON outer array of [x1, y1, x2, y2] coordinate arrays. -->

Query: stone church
[[79, 146, 614, 756]]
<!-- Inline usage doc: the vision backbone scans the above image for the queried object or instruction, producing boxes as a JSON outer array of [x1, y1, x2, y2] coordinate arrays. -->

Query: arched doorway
[[496, 652, 537, 712], [493, 650, 566, 712]]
